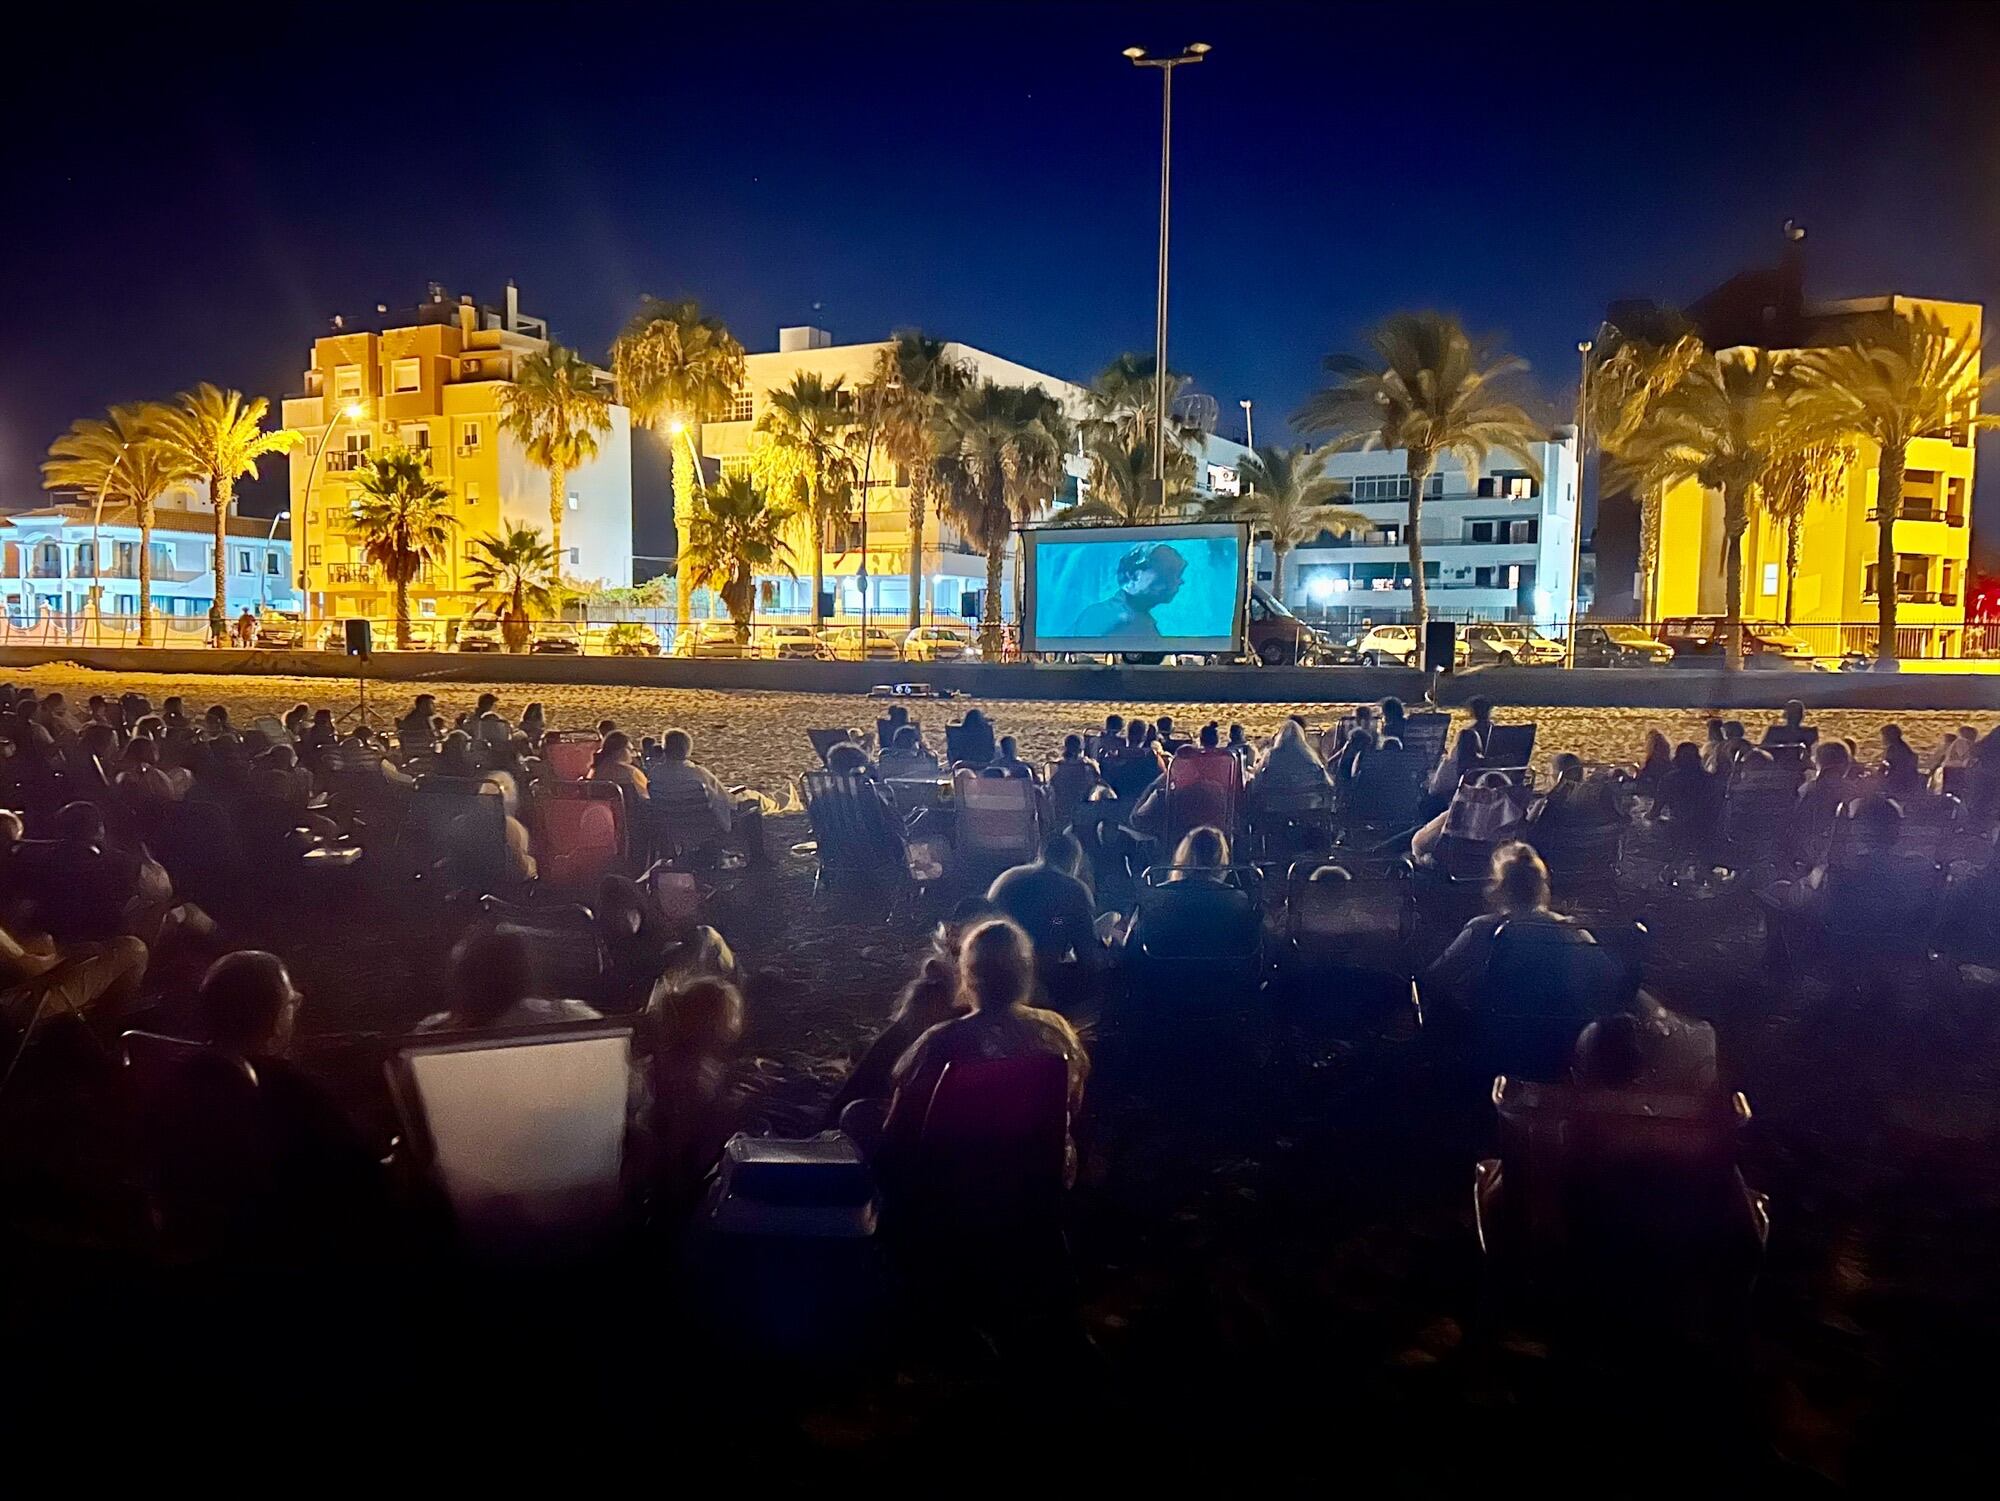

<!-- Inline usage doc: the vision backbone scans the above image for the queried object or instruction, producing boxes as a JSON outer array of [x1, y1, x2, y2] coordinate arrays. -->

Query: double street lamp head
[[1123, 42, 1212, 67]]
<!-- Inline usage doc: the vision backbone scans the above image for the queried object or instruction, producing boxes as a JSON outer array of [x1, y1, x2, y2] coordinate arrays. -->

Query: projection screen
[[1021, 521, 1249, 655]]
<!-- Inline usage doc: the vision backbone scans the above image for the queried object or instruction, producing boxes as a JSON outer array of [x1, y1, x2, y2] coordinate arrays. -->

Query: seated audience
[[986, 831, 1102, 978], [637, 976, 746, 1210], [1761, 699, 1817, 750], [1423, 841, 1575, 1004], [415, 929, 602, 1032], [1045, 734, 1103, 824], [877, 724, 943, 781], [826, 953, 962, 1127], [1573, 996, 1719, 1094], [647, 728, 767, 864], [1878, 723, 1924, 800], [989, 734, 1037, 780]]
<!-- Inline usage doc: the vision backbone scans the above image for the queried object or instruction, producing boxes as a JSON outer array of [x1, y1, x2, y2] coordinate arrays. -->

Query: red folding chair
[[536, 780, 626, 888], [541, 731, 600, 782], [1164, 747, 1244, 847]]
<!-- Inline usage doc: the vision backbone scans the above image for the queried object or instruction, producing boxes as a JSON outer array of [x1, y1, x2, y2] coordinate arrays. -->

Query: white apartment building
[[1276, 433, 1581, 626]]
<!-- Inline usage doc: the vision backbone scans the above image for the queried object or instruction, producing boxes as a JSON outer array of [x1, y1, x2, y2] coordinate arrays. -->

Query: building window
[[1762, 562, 1780, 596], [1469, 521, 1495, 544], [725, 389, 754, 422], [463, 359, 483, 378], [333, 364, 362, 399], [1351, 474, 1410, 502], [237, 549, 252, 575], [390, 357, 422, 394], [464, 482, 480, 505], [309, 545, 322, 565], [566, 493, 579, 511], [1474, 566, 1495, 588], [567, 548, 580, 565], [459, 420, 481, 453], [400, 423, 430, 449], [1511, 519, 1539, 544], [266, 553, 280, 575]]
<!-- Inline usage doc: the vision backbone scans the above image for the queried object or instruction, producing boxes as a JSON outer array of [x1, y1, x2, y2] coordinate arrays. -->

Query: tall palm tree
[[1760, 440, 1853, 625], [933, 381, 1071, 651], [1204, 444, 1369, 598], [1064, 433, 1193, 525], [500, 346, 611, 569], [1083, 352, 1204, 456], [1796, 311, 2000, 665], [465, 525, 557, 651], [1588, 321, 1706, 620], [42, 403, 198, 646], [1294, 312, 1545, 642], [155, 384, 302, 626], [1613, 348, 1832, 667], [757, 373, 856, 623], [861, 332, 972, 627], [610, 297, 747, 626], [349, 448, 454, 649], [681, 472, 798, 639]]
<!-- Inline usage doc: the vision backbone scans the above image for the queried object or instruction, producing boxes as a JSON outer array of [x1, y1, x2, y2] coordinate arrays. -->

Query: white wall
[[496, 407, 633, 590]]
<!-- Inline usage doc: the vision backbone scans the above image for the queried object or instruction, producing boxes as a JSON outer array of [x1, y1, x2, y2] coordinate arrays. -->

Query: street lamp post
[[300, 401, 366, 620], [261, 510, 291, 610], [1565, 339, 1593, 668], [1239, 398, 1254, 449], [1123, 41, 1210, 497]]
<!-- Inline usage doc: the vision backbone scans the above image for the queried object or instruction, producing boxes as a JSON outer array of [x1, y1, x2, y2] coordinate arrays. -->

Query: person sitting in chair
[[988, 735, 1038, 781], [987, 831, 1102, 980], [1573, 995, 1718, 1094], [877, 724, 942, 781], [1423, 841, 1575, 1007], [1046, 734, 1102, 824], [648, 729, 767, 866], [414, 929, 602, 1033], [1761, 699, 1816, 750]]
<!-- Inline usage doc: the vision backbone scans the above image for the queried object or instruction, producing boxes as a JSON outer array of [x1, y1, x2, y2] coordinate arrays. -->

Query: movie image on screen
[[1022, 522, 1248, 656]]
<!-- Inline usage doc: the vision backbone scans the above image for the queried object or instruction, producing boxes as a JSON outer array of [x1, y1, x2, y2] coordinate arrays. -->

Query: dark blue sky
[[5, 0, 1999, 539]]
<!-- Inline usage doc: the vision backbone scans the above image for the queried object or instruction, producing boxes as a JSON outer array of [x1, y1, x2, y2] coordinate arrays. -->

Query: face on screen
[[1125, 549, 1186, 608], [1030, 526, 1243, 653]]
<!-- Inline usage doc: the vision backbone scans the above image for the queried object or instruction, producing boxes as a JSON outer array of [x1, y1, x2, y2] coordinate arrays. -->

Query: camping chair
[[121, 1031, 273, 1262], [953, 768, 1041, 879], [1397, 834, 1496, 947], [1127, 864, 1265, 1004], [649, 778, 732, 866], [799, 770, 926, 895], [944, 720, 995, 769], [477, 894, 610, 1002], [1533, 820, 1627, 910], [1164, 747, 1244, 848], [1482, 723, 1537, 773], [1342, 749, 1432, 837], [402, 775, 512, 892], [876, 715, 921, 752], [1399, 712, 1451, 763], [1253, 781, 1336, 861], [540, 731, 600, 782], [1718, 784, 1796, 875], [1467, 920, 1638, 1082], [916, 1053, 1070, 1243], [1285, 857, 1357, 963], [386, 1021, 635, 1258], [530, 779, 628, 890], [807, 729, 865, 767], [1476, 1077, 1767, 1327]]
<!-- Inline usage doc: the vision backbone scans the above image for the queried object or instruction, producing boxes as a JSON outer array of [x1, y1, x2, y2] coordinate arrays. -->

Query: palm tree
[[1796, 311, 2000, 666], [349, 447, 454, 649], [1064, 433, 1193, 525], [155, 384, 302, 626], [1084, 352, 1204, 456], [1294, 312, 1545, 642], [681, 473, 798, 639], [1588, 321, 1707, 620], [933, 382, 1072, 651], [42, 403, 198, 646], [861, 333, 972, 627], [1760, 440, 1853, 625], [610, 297, 747, 626], [1204, 444, 1369, 598], [465, 525, 557, 651], [1613, 348, 1835, 667], [500, 346, 611, 569], [757, 373, 856, 623]]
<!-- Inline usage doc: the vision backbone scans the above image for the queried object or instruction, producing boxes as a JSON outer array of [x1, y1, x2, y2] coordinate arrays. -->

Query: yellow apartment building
[[282, 283, 632, 632], [1649, 293, 1979, 655]]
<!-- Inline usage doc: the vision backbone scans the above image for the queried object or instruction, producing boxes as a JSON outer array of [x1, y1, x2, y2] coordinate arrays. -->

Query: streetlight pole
[[261, 509, 291, 610], [1239, 398, 1254, 450], [1124, 41, 1210, 498], [1565, 339, 1593, 668], [300, 401, 365, 619]]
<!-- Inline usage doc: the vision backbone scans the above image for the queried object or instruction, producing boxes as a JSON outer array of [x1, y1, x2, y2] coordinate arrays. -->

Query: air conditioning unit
[[456, 445, 478, 456]]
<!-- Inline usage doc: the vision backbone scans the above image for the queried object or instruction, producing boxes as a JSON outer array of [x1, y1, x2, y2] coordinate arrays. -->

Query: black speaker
[[344, 618, 373, 659], [1423, 620, 1456, 674], [819, 589, 837, 619]]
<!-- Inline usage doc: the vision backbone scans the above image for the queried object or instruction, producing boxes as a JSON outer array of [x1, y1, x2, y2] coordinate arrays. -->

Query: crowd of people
[[2, 676, 1994, 1385]]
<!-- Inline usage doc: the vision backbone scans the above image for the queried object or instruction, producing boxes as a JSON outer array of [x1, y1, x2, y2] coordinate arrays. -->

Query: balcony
[[1868, 505, 1965, 526], [325, 563, 375, 585]]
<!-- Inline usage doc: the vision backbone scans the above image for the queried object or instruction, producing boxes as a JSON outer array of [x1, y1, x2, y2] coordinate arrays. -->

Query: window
[[309, 545, 322, 565], [1474, 566, 1495, 588], [724, 389, 754, 422], [463, 482, 480, 505], [1510, 519, 1539, 544], [266, 553, 280, 575], [332, 364, 362, 399], [463, 358, 483, 378], [237, 549, 252, 575], [458, 420, 481, 453], [566, 493, 579, 512], [1762, 562, 1780, 596], [1351, 474, 1409, 502], [1469, 521, 1495, 544], [400, 423, 430, 450], [567, 548, 580, 565], [390, 357, 422, 394]]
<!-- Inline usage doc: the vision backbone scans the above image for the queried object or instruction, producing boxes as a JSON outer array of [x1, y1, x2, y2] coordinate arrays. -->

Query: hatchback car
[[830, 625, 904, 661], [1659, 616, 1821, 669], [455, 617, 503, 653], [1571, 623, 1674, 668], [530, 621, 583, 656], [253, 612, 305, 650], [676, 621, 749, 658], [763, 623, 830, 661], [1462, 622, 1564, 667]]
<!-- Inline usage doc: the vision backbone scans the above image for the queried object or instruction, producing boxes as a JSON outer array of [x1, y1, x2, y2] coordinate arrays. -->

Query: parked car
[[830, 624, 904, 661], [1462, 622, 1564, 667], [903, 625, 977, 662], [456, 618, 504, 653], [600, 622, 661, 657], [1658, 616, 1821, 669], [395, 620, 440, 651], [1571, 623, 1675, 668], [1247, 585, 1325, 665], [530, 621, 583, 656], [253, 612, 305, 650], [675, 621, 750, 658], [763, 623, 830, 661]]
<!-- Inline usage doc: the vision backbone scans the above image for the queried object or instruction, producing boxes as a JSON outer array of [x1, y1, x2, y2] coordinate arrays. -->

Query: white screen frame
[[1020, 521, 1250, 656]]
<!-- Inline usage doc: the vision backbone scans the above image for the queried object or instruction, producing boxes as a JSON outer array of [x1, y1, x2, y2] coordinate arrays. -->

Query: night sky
[[5, 0, 1999, 550]]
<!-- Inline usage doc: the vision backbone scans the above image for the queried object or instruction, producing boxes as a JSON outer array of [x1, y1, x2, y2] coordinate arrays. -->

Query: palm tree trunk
[[1875, 441, 1906, 667], [672, 440, 696, 630], [1638, 484, 1662, 622], [1405, 453, 1433, 639], [136, 501, 154, 647], [395, 575, 412, 651], [1782, 514, 1802, 625], [809, 480, 827, 625], [1722, 483, 1747, 670], [907, 465, 927, 629], [982, 543, 1004, 656], [548, 461, 567, 575], [212, 473, 232, 622], [1272, 541, 1289, 603]]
